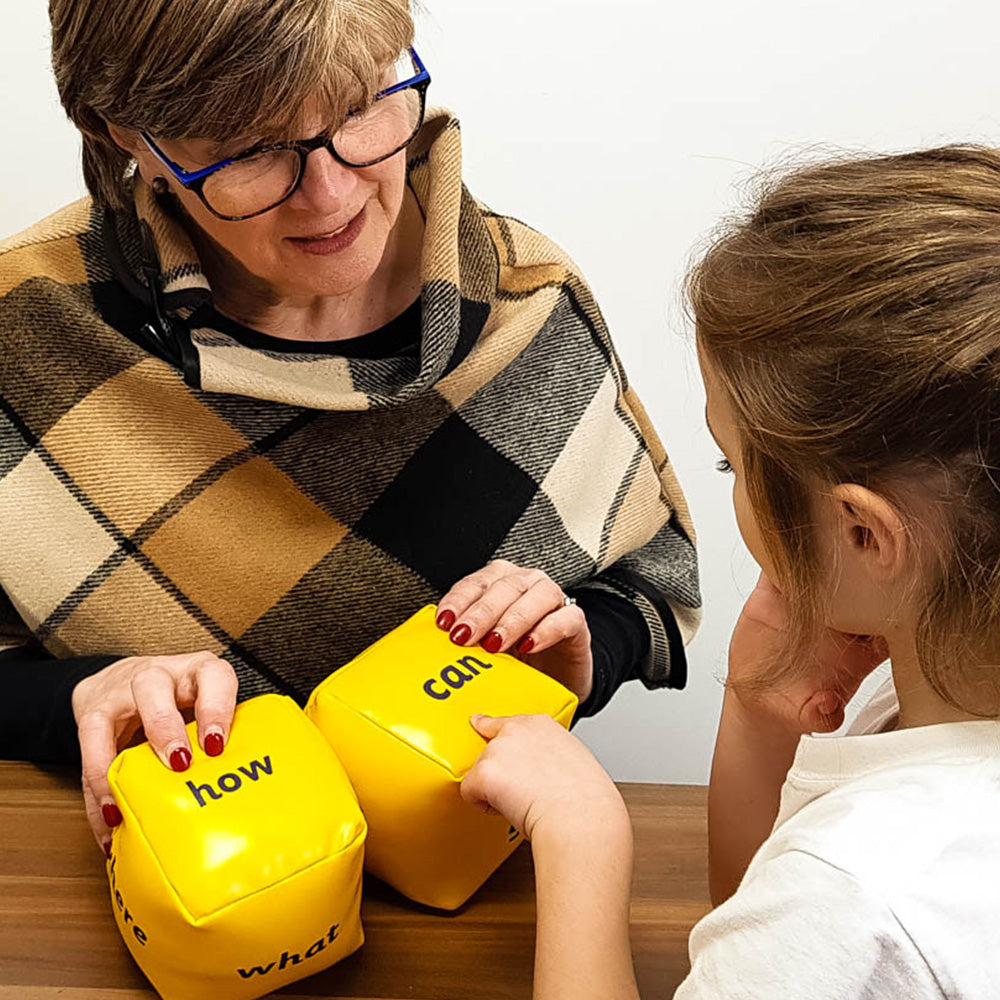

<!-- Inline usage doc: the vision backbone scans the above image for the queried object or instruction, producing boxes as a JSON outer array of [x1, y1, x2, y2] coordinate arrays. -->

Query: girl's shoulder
[[679, 846, 941, 1000], [761, 712, 1000, 922], [691, 749, 1000, 998]]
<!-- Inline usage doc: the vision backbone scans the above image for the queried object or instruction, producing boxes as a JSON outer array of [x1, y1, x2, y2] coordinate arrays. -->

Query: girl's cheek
[[734, 484, 774, 577]]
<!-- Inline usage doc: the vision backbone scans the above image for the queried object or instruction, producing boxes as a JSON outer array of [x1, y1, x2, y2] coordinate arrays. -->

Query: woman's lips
[[286, 205, 367, 255]]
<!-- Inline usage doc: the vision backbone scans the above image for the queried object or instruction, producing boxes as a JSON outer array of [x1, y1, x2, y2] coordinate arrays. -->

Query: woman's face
[[129, 109, 409, 301]]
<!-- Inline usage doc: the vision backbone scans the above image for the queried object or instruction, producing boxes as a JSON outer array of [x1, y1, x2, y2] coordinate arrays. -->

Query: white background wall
[[3, 1, 999, 782]]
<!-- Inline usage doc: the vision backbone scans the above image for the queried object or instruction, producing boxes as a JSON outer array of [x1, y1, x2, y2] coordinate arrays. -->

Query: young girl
[[456, 145, 1000, 998]]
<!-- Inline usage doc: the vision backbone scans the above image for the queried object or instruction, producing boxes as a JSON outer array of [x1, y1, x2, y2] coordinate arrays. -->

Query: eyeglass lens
[[200, 53, 424, 219]]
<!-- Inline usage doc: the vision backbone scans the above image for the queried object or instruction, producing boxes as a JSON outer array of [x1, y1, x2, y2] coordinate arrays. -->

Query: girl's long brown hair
[[689, 146, 1000, 715]]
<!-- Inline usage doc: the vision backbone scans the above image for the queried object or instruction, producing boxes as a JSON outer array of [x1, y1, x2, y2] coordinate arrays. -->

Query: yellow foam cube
[[106, 693, 366, 1000], [305, 605, 578, 910]]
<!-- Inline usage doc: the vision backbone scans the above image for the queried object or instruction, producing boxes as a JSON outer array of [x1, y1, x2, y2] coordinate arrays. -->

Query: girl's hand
[[730, 573, 888, 734], [71, 651, 238, 856], [461, 714, 629, 843], [436, 560, 593, 701]]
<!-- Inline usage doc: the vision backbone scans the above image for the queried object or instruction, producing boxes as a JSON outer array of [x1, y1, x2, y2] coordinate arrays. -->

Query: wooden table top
[[0, 762, 709, 1000]]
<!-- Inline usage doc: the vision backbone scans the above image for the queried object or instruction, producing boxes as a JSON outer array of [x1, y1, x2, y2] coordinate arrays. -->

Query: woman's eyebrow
[[207, 134, 265, 159], [203, 141, 238, 161]]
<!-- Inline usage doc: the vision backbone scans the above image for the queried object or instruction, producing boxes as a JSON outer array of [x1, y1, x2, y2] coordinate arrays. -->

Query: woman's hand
[[435, 560, 593, 701], [730, 572, 888, 734], [71, 651, 238, 855], [461, 714, 629, 843]]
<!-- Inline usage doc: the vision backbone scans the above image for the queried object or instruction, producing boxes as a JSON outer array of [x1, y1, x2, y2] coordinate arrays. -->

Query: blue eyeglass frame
[[140, 46, 431, 221]]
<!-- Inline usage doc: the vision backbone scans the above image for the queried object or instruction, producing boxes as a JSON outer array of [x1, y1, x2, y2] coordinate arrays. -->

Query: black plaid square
[[2, 282, 140, 441], [237, 532, 438, 695], [264, 392, 455, 526], [354, 412, 539, 592]]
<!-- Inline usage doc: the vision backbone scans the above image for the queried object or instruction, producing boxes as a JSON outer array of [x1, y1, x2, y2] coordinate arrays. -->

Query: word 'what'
[[237, 924, 341, 979]]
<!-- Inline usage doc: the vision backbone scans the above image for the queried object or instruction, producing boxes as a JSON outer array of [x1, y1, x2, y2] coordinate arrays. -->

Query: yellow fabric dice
[[105, 693, 366, 1000], [306, 605, 578, 910]]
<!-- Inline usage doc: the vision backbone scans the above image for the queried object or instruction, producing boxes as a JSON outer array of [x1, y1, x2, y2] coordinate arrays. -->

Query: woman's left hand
[[436, 560, 593, 701]]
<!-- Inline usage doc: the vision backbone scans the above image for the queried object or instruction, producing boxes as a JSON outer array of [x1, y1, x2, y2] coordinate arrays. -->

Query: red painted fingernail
[[436, 609, 456, 631], [482, 631, 503, 654], [517, 636, 536, 655], [450, 623, 472, 645], [103, 841, 112, 859], [204, 732, 224, 757], [102, 803, 123, 828], [169, 747, 192, 772]]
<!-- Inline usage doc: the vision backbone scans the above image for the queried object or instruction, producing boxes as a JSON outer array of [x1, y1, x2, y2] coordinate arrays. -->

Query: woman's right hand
[[71, 651, 238, 855]]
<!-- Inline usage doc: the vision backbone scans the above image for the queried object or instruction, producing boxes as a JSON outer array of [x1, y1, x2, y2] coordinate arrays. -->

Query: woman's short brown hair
[[689, 146, 1000, 717], [49, 0, 414, 208]]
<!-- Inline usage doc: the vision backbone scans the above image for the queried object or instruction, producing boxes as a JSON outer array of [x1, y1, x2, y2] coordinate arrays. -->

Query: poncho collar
[[103, 111, 498, 410]]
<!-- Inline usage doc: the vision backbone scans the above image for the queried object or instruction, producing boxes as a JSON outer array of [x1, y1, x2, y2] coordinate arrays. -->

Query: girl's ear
[[830, 483, 908, 581]]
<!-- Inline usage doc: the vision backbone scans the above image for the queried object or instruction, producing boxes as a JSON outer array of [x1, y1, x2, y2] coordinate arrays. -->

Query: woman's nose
[[292, 146, 359, 214]]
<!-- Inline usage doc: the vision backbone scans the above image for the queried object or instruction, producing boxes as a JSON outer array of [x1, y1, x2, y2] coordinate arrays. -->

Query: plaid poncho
[[0, 111, 700, 703]]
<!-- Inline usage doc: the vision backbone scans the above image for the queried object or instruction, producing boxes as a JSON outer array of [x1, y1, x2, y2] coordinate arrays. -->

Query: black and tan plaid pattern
[[0, 111, 701, 702]]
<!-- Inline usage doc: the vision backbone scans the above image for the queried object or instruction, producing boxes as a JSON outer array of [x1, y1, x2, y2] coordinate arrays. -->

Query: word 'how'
[[186, 756, 274, 808]]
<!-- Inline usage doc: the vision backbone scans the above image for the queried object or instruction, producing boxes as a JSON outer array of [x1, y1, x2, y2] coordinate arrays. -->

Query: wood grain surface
[[0, 763, 709, 999]]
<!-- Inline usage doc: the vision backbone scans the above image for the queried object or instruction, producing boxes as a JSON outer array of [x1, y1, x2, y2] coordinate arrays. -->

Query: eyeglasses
[[141, 47, 431, 222]]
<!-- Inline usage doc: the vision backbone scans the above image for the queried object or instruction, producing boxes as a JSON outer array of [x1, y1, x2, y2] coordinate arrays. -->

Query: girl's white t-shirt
[[674, 677, 1000, 999]]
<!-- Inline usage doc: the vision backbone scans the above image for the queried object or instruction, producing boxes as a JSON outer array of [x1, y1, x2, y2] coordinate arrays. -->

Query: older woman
[[0, 0, 699, 852]]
